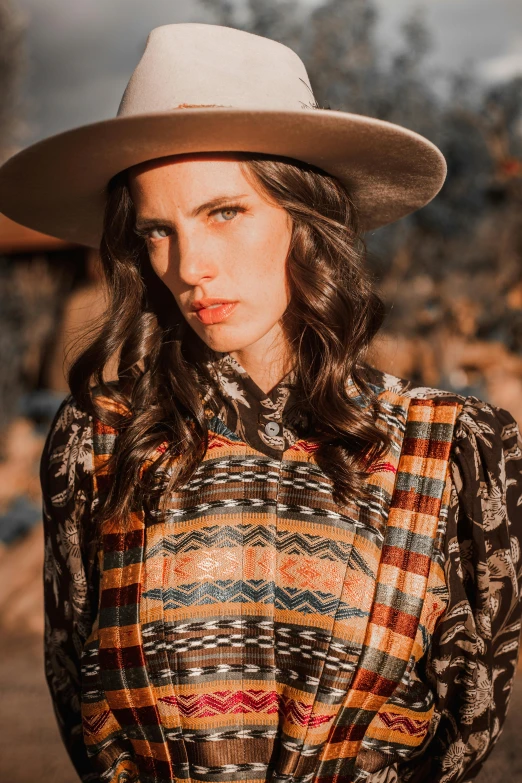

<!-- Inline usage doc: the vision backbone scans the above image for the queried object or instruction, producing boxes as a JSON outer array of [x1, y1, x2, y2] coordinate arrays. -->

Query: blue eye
[[135, 204, 246, 240], [148, 226, 170, 239], [215, 207, 239, 222], [135, 225, 171, 240], [211, 204, 247, 223]]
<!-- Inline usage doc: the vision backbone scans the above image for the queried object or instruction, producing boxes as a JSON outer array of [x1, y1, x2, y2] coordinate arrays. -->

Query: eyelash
[[136, 204, 246, 240]]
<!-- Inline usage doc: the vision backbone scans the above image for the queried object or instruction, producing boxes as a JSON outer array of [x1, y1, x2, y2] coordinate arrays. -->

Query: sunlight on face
[[127, 153, 292, 360]]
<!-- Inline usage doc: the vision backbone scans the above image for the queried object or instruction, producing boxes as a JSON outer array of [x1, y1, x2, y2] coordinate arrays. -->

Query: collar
[[199, 351, 381, 459], [200, 351, 310, 458]]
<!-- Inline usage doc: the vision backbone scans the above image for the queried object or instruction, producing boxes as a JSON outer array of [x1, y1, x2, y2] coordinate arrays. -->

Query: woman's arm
[[40, 394, 99, 782], [400, 395, 522, 782]]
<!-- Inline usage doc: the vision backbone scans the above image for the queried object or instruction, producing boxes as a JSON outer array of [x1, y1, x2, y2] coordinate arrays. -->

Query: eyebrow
[[134, 193, 250, 230]]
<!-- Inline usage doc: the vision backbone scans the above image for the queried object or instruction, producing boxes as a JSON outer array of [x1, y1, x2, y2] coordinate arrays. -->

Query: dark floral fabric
[[41, 396, 99, 783], [200, 351, 307, 456], [40, 359, 522, 783]]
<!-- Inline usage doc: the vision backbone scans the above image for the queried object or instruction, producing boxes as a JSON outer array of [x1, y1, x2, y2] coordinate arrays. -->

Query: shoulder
[[362, 362, 466, 404], [365, 365, 522, 549], [40, 381, 133, 488], [40, 392, 95, 497], [44, 392, 93, 449], [44, 380, 126, 443], [362, 363, 520, 440]]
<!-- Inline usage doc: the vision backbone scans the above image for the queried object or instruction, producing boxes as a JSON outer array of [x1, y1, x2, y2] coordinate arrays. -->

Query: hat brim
[[0, 107, 446, 249]]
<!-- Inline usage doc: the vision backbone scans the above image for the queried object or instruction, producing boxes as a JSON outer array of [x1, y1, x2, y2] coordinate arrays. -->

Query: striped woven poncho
[[41, 358, 522, 783]]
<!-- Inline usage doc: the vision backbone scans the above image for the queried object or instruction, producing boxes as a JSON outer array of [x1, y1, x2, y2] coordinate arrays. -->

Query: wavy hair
[[68, 152, 393, 528]]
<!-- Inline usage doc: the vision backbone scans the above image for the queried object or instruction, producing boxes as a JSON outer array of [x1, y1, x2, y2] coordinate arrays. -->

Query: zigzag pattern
[[143, 581, 369, 618], [367, 461, 397, 474], [377, 712, 431, 736], [145, 525, 354, 561], [159, 689, 280, 717], [82, 710, 111, 736], [157, 689, 336, 729], [290, 440, 320, 454], [279, 694, 335, 728]]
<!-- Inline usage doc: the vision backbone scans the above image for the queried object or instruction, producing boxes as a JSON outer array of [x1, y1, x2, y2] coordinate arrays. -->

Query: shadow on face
[[127, 152, 293, 367]]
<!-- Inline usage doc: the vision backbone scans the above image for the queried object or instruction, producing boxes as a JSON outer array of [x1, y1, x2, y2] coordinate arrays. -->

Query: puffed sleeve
[[400, 395, 522, 783], [40, 393, 100, 782]]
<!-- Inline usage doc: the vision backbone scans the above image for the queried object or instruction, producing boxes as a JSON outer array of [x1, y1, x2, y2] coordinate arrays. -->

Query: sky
[[11, 0, 522, 147]]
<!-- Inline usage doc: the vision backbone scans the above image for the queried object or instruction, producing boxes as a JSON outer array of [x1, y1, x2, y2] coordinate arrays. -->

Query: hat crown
[[117, 23, 318, 117], [0, 21, 447, 249]]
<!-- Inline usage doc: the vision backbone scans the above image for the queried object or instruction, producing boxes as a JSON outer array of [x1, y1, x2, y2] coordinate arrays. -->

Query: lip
[[195, 301, 238, 325], [191, 297, 237, 311]]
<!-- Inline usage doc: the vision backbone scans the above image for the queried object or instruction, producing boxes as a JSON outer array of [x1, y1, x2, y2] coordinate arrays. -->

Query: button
[[264, 421, 280, 437]]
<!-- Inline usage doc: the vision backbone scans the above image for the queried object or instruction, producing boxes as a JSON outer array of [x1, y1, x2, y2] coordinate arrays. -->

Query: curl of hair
[[68, 152, 393, 531]]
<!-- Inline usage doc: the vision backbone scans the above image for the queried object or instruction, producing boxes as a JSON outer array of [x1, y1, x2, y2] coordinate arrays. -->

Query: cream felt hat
[[0, 22, 447, 249]]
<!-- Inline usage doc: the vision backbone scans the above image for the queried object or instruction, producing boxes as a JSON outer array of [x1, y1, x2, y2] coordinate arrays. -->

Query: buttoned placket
[[261, 415, 281, 438], [199, 351, 295, 777], [201, 351, 304, 458]]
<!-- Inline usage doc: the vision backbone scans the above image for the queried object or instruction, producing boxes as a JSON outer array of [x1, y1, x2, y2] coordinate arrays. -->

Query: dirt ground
[[0, 526, 521, 783]]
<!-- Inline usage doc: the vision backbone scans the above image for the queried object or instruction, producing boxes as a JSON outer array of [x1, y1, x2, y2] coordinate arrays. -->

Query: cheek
[[146, 244, 168, 277], [147, 245, 180, 293], [251, 260, 288, 309], [235, 219, 290, 303]]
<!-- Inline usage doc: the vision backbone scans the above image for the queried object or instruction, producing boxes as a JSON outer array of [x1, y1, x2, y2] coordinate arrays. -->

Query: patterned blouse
[[40, 353, 522, 783]]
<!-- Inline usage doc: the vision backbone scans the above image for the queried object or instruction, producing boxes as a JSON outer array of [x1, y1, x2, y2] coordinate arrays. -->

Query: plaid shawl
[[80, 388, 462, 783]]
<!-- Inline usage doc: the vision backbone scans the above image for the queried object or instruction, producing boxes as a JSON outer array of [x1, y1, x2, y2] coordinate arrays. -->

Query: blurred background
[[0, 0, 521, 780]]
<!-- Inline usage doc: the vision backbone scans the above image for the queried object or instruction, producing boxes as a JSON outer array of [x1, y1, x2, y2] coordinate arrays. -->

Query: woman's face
[[127, 153, 292, 359]]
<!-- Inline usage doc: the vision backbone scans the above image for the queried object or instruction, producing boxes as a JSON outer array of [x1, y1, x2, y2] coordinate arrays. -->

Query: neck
[[228, 325, 294, 395]]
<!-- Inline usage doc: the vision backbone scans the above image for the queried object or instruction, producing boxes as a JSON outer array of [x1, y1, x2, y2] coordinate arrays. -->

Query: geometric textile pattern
[[81, 389, 461, 783]]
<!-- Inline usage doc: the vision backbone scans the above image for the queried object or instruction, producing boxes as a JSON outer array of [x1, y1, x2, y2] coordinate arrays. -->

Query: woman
[[1, 22, 521, 783]]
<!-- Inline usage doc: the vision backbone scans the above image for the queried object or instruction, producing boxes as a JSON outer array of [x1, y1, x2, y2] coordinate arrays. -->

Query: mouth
[[194, 301, 238, 325], [191, 297, 237, 311]]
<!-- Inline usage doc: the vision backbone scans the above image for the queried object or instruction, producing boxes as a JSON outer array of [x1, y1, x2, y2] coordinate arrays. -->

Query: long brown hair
[[68, 152, 393, 527]]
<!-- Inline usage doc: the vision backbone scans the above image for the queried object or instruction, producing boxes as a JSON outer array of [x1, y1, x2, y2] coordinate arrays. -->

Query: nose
[[174, 227, 218, 286]]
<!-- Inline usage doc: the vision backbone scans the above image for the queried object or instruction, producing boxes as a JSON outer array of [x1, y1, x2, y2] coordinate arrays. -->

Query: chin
[[200, 328, 262, 355], [204, 337, 248, 354]]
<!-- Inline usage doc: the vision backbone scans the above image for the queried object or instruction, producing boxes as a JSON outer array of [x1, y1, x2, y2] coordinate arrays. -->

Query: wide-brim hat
[[0, 22, 447, 250]]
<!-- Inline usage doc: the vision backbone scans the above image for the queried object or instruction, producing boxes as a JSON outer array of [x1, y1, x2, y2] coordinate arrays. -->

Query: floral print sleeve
[[40, 393, 99, 782], [400, 395, 522, 783]]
